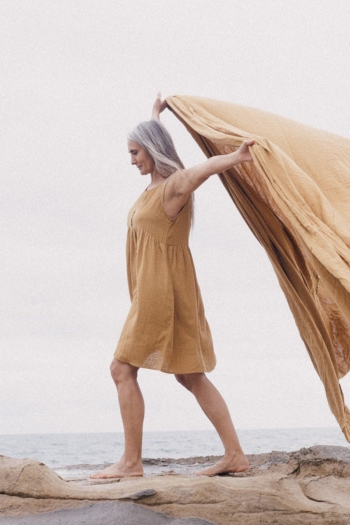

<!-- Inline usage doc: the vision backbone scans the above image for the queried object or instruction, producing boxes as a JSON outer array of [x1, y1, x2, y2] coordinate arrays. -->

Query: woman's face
[[128, 140, 155, 176]]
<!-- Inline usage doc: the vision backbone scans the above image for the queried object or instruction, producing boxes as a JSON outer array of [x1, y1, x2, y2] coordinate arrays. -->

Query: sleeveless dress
[[114, 179, 216, 374]]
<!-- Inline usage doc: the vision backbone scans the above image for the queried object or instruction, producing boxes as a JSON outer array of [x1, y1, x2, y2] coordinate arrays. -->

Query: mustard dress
[[114, 179, 216, 374]]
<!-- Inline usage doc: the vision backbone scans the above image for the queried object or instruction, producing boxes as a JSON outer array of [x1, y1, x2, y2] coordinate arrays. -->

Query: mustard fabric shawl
[[166, 95, 350, 441]]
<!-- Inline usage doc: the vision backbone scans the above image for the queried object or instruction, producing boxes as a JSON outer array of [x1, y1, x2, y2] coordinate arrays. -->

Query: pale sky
[[1, 0, 350, 439]]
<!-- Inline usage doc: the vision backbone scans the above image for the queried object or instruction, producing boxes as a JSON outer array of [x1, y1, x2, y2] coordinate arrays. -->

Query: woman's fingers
[[238, 139, 256, 163]]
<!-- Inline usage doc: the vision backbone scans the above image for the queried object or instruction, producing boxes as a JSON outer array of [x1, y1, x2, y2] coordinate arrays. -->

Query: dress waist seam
[[129, 226, 189, 247]]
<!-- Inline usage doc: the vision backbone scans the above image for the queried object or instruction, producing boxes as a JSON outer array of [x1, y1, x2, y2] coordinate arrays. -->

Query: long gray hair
[[128, 119, 185, 178]]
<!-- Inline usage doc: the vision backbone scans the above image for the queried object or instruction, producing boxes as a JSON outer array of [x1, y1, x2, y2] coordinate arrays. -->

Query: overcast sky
[[1, 0, 350, 441]]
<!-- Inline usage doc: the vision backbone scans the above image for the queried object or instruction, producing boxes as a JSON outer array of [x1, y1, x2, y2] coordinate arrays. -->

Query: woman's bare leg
[[90, 359, 144, 479], [175, 373, 248, 476]]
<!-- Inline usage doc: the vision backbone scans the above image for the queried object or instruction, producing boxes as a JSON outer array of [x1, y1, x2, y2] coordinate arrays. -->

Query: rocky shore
[[1, 446, 350, 524]]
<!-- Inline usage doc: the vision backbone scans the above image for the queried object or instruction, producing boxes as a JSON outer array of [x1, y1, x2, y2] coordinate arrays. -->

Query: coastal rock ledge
[[1, 446, 350, 525]]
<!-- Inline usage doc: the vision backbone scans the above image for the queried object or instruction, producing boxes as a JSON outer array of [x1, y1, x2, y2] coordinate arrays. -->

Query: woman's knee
[[174, 373, 206, 392], [110, 359, 138, 385]]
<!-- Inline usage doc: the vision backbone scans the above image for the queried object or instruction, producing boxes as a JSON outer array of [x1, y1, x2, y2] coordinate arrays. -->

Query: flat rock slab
[[0, 500, 216, 525], [1, 446, 350, 525]]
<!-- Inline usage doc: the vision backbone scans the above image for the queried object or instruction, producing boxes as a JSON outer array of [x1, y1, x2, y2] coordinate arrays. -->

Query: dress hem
[[114, 355, 216, 375]]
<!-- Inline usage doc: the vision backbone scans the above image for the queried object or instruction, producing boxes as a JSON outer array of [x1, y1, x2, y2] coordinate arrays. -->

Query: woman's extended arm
[[175, 140, 255, 193], [164, 140, 255, 218]]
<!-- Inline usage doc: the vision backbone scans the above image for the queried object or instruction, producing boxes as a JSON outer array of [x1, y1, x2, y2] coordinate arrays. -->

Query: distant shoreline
[[1, 427, 347, 473]]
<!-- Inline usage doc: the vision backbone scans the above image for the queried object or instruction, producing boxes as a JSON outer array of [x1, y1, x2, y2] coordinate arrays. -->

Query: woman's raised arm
[[152, 92, 167, 120]]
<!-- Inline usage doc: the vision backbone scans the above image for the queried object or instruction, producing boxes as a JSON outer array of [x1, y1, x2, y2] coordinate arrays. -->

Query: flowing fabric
[[166, 95, 350, 441]]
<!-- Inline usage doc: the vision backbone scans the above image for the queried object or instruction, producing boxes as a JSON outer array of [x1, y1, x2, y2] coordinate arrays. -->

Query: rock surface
[[1, 446, 350, 524]]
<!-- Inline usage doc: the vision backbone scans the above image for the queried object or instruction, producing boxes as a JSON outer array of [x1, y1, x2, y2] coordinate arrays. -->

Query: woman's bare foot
[[196, 451, 249, 477], [90, 458, 144, 479]]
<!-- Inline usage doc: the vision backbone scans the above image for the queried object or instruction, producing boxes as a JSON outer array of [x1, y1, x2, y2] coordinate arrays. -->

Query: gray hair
[[128, 119, 184, 178]]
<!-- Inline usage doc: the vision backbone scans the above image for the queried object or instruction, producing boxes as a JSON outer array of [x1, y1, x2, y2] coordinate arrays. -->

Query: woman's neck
[[148, 169, 164, 189]]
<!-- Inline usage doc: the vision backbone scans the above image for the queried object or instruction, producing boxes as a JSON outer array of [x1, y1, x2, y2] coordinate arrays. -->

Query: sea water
[[0, 428, 348, 473]]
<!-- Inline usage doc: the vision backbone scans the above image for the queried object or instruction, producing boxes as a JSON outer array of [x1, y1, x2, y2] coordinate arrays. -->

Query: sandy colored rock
[[1, 446, 350, 524]]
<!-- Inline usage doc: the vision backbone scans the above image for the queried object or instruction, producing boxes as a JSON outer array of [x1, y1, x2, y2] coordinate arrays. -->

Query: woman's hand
[[236, 139, 256, 164], [152, 92, 167, 120]]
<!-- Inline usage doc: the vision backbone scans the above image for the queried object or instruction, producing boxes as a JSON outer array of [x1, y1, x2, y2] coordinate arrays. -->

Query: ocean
[[1, 427, 349, 479]]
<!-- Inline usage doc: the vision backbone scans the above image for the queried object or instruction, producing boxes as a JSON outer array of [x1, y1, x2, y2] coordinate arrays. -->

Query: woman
[[91, 94, 255, 479]]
